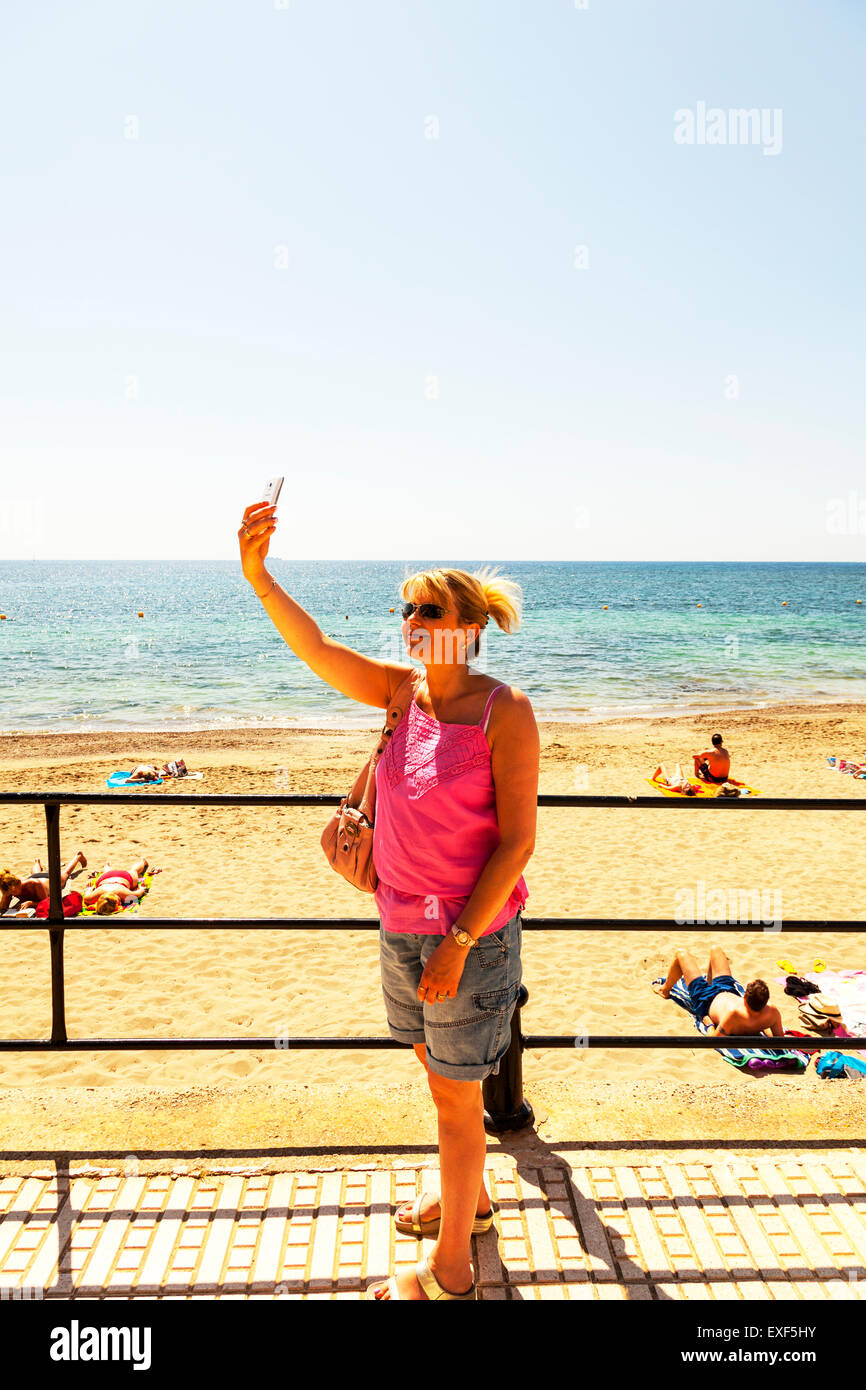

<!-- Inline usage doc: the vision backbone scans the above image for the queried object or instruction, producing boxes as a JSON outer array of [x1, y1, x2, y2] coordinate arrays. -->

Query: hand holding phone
[[239, 478, 283, 584], [262, 476, 284, 507]]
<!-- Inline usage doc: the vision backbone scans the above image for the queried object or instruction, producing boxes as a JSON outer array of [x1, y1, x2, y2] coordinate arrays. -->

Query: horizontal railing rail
[[1, 793, 863, 1072], [0, 1036, 853, 1051], [3, 791, 866, 809], [2, 917, 863, 932]]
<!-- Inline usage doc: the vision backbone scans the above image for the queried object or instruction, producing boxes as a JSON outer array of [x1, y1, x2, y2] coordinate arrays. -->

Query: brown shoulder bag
[[320, 668, 420, 893]]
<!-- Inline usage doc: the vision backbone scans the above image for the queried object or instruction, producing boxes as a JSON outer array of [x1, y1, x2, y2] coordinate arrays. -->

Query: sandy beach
[[1, 702, 864, 1096]]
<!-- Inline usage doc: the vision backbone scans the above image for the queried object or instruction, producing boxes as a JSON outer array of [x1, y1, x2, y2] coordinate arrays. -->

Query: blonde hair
[[400, 565, 523, 661], [0, 869, 22, 893], [95, 892, 123, 915]]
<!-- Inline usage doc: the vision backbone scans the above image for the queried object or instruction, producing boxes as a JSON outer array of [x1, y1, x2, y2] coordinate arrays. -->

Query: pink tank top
[[373, 680, 529, 936]]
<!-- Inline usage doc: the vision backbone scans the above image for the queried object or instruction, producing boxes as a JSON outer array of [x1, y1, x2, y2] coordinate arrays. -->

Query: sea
[[1, 560, 864, 732]]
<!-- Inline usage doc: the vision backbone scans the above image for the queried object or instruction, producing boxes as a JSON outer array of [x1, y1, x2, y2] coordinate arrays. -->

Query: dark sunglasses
[[401, 601, 448, 620]]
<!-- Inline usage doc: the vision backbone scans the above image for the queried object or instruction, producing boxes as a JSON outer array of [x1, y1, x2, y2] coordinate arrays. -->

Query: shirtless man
[[653, 945, 783, 1038], [693, 733, 730, 784]]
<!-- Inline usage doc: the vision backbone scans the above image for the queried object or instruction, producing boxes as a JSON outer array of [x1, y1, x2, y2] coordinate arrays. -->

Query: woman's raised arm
[[239, 499, 411, 710]]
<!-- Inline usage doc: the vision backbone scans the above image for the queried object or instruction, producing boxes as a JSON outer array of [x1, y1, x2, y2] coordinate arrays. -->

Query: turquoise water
[[1, 561, 864, 731]]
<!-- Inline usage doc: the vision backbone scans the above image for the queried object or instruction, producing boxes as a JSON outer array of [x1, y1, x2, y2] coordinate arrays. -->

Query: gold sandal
[[367, 1257, 476, 1301], [395, 1192, 495, 1239]]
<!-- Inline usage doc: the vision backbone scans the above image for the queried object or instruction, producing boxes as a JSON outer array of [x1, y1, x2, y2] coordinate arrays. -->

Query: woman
[[0, 850, 87, 914], [652, 763, 696, 794], [82, 858, 152, 913], [239, 499, 539, 1302]]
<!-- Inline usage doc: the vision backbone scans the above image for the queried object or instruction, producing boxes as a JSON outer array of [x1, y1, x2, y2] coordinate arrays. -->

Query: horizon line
[[3, 558, 866, 567]]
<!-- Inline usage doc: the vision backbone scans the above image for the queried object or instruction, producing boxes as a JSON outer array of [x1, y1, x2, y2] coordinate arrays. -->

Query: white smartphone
[[262, 476, 284, 507]]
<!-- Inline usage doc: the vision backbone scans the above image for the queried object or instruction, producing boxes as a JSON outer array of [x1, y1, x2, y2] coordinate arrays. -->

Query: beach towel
[[107, 771, 164, 788], [646, 775, 760, 799], [657, 977, 811, 1073]]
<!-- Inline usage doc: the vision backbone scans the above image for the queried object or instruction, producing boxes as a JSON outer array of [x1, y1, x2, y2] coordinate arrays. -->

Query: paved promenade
[[2, 1150, 865, 1300]]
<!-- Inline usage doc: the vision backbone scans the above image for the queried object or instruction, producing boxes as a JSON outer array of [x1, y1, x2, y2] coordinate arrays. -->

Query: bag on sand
[[320, 669, 419, 893]]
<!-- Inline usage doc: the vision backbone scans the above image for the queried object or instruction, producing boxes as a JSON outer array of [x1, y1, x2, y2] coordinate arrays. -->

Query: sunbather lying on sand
[[82, 858, 154, 913], [0, 851, 87, 913], [127, 759, 192, 781], [127, 764, 162, 783], [653, 945, 783, 1038], [652, 763, 697, 794]]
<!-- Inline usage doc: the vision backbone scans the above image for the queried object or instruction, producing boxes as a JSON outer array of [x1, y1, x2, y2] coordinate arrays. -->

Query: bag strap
[[356, 668, 422, 819]]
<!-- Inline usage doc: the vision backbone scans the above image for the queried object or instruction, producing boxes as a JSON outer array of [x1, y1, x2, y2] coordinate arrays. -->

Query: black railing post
[[482, 984, 534, 1134], [45, 802, 67, 1045]]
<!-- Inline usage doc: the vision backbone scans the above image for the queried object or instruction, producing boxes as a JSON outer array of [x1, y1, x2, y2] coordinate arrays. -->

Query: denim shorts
[[379, 909, 523, 1082]]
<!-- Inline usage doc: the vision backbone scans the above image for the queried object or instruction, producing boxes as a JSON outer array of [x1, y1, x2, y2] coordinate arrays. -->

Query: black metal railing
[[1, 790, 863, 1049]]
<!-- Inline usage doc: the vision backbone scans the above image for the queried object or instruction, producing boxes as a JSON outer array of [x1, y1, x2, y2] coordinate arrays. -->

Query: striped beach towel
[[656, 977, 811, 1073]]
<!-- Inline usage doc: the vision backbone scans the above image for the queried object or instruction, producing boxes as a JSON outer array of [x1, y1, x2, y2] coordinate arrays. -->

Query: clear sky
[[1, 0, 864, 562]]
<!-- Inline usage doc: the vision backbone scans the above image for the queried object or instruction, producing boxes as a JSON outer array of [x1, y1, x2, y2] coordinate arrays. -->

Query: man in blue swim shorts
[[653, 945, 784, 1038]]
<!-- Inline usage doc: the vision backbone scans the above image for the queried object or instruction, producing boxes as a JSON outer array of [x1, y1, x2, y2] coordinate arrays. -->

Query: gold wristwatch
[[450, 924, 474, 947]]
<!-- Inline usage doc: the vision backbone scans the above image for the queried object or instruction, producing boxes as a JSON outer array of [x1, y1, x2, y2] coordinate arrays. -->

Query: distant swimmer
[[693, 733, 730, 784]]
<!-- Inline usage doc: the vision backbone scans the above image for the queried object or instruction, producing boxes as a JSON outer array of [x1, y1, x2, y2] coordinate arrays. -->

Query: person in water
[[653, 945, 783, 1038], [693, 733, 730, 784]]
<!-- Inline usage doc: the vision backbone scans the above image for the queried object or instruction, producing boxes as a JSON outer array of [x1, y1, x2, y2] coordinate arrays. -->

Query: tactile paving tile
[[0, 1156, 864, 1300]]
